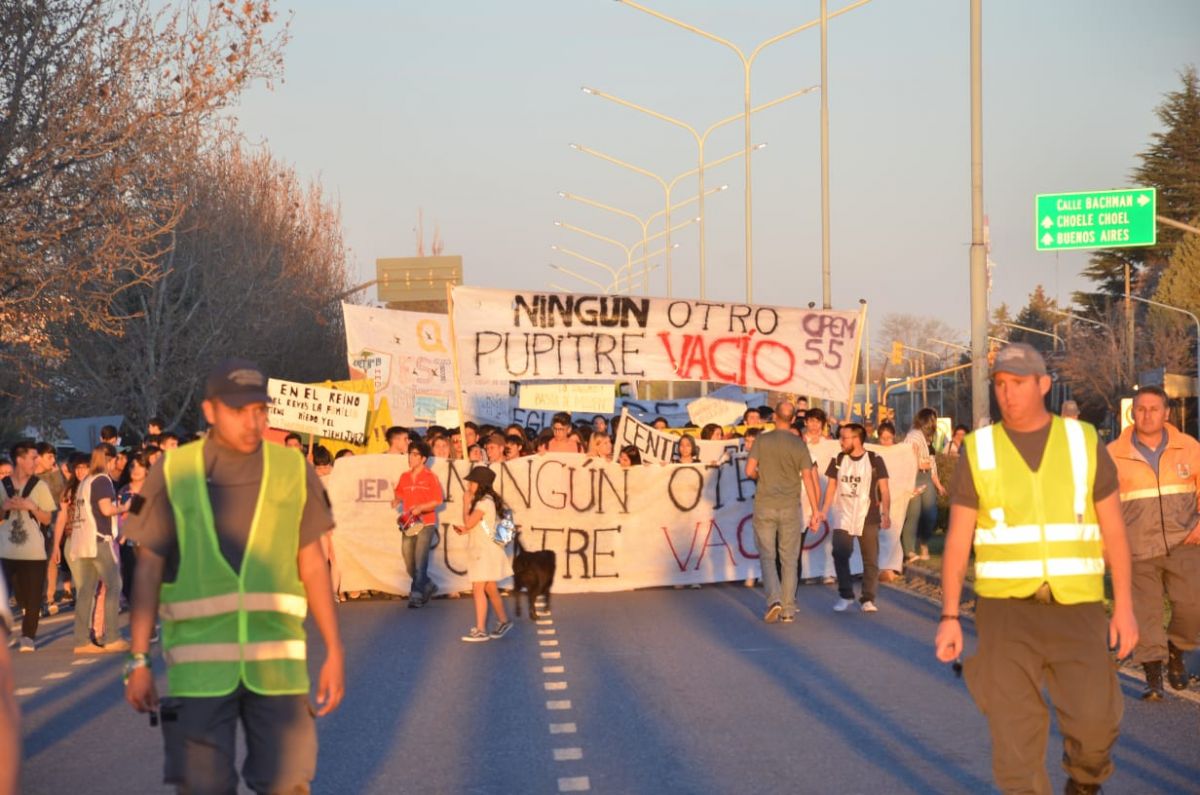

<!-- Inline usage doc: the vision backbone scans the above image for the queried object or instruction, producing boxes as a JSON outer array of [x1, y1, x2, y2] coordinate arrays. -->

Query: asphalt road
[[11, 583, 1200, 794]]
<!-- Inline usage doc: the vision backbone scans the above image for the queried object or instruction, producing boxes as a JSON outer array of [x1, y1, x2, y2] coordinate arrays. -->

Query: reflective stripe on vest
[[165, 640, 307, 666], [1119, 483, 1197, 502], [158, 592, 309, 622], [159, 440, 310, 697], [967, 416, 1105, 604]]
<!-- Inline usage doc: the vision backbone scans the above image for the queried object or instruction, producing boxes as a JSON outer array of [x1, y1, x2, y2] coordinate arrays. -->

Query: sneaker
[[860, 600, 878, 613], [764, 602, 782, 623], [18, 636, 35, 652], [461, 628, 490, 643], [101, 639, 130, 653], [833, 598, 854, 612], [780, 613, 796, 624], [489, 621, 513, 639]]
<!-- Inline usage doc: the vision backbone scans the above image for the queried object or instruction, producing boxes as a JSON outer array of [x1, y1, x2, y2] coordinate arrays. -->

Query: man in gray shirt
[[746, 401, 823, 623]]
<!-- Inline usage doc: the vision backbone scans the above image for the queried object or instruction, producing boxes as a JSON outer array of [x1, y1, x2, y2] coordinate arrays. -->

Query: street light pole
[[614, 0, 871, 303], [968, 0, 989, 427], [558, 183, 731, 294], [581, 85, 817, 299]]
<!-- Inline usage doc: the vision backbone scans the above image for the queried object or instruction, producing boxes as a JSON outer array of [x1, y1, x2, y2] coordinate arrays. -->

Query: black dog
[[512, 537, 556, 620]]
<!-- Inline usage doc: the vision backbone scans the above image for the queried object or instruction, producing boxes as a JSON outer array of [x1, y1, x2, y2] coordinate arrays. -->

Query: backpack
[[2, 475, 51, 547]]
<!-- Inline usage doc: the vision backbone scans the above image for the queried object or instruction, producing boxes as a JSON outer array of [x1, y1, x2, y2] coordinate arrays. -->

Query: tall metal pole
[[1124, 262, 1134, 381], [820, 0, 832, 309], [969, 0, 989, 426]]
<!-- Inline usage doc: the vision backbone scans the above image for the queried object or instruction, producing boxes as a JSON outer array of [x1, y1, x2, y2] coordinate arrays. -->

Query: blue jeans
[[753, 505, 803, 615], [402, 524, 436, 603], [901, 470, 938, 556], [70, 544, 121, 646]]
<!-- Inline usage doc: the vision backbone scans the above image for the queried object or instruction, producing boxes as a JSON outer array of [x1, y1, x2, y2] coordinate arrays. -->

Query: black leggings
[[2, 557, 47, 640]]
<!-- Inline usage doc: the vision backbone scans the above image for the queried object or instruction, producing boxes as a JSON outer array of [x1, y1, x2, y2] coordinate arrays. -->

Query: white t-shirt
[[0, 477, 55, 560], [831, 453, 874, 535]]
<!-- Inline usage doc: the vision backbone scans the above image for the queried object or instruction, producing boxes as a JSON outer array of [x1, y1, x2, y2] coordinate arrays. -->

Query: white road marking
[[537, 619, 553, 626], [546, 700, 572, 710], [549, 722, 577, 734], [558, 776, 590, 792], [14, 687, 40, 697], [71, 658, 99, 666], [544, 681, 568, 691], [543, 665, 565, 674], [541, 651, 562, 660], [539, 639, 559, 647], [42, 672, 71, 680], [538, 628, 556, 635], [553, 747, 584, 761]]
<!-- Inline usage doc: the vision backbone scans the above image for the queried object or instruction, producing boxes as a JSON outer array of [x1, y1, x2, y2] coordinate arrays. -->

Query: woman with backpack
[[453, 467, 513, 643]]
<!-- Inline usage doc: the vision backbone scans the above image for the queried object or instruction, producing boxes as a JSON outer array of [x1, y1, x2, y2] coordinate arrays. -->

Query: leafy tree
[[1077, 66, 1200, 303], [1147, 216, 1200, 376], [1006, 286, 1062, 355]]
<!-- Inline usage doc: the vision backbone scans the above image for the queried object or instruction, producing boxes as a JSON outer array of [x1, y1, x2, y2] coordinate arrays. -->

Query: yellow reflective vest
[[964, 416, 1105, 604], [159, 440, 310, 697]]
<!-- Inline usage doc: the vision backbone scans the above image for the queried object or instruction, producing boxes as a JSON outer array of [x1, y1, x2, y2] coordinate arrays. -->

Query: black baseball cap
[[205, 358, 271, 408], [464, 466, 496, 490]]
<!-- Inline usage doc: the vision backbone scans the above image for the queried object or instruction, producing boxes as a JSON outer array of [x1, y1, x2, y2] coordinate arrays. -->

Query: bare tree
[[0, 0, 287, 378], [40, 143, 350, 431]]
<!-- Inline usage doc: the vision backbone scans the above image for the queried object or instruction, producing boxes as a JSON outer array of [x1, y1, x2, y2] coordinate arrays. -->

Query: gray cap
[[991, 342, 1047, 377]]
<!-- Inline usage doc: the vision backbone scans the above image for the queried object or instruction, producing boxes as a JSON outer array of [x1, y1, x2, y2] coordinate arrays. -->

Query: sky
[[232, 0, 1200, 350]]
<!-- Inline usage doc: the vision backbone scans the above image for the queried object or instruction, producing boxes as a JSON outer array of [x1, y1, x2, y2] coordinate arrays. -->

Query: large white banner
[[451, 287, 863, 401], [327, 441, 917, 595], [342, 303, 510, 426]]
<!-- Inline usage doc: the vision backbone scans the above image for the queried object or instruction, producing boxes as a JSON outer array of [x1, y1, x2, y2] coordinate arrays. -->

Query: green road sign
[[1035, 187, 1156, 251]]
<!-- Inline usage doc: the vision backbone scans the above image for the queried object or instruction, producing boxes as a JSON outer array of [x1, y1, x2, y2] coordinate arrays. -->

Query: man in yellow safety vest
[[935, 343, 1137, 795], [124, 358, 344, 793]]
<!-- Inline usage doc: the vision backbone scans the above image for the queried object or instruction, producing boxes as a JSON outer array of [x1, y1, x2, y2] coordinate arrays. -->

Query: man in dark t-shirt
[[123, 358, 344, 794]]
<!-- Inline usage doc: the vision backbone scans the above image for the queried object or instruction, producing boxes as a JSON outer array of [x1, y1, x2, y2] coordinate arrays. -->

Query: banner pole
[[843, 301, 868, 423], [445, 283, 471, 461]]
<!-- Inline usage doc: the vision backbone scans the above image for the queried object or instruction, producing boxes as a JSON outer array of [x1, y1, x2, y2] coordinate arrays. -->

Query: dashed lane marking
[[543, 665, 565, 674], [558, 776, 590, 792], [541, 651, 562, 660], [42, 672, 71, 680], [546, 700, 572, 710], [14, 687, 40, 697], [553, 747, 583, 761], [539, 639, 560, 647], [544, 681, 568, 691], [537, 619, 553, 626], [71, 658, 99, 666], [538, 628, 557, 635], [549, 723, 577, 734]]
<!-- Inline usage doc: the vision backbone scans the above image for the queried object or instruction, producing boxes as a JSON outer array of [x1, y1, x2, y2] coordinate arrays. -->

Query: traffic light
[[890, 341, 904, 366]]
